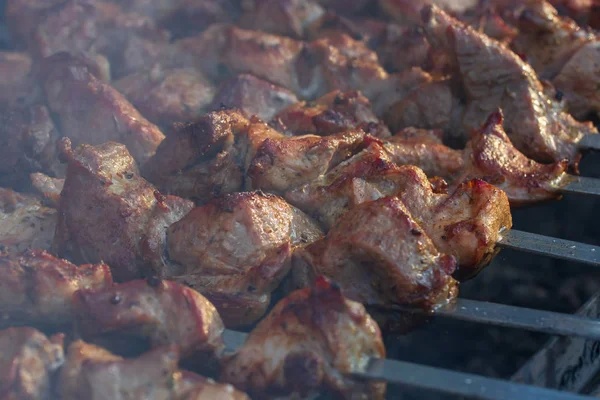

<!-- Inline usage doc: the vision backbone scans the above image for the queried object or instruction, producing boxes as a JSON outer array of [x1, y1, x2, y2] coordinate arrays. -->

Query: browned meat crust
[[53, 139, 194, 281], [42, 53, 165, 165], [166, 191, 323, 327], [221, 277, 386, 399], [0, 189, 56, 253], [0, 250, 112, 326], [272, 90, 391, 137], [210, 74, 299, 122], [0, 327, 64, 400], [74, 279, 224, 359]]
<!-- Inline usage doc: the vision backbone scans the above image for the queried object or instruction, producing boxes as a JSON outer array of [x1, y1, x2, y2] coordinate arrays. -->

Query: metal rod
[[497, 230, 600, 267], [222, 328, 592, 399], [580, 134, 600, 152], [559, 176, 600, 197]]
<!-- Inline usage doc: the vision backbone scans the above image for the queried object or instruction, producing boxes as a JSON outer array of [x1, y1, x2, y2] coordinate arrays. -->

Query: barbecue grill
[[3, 0, 600, 399]]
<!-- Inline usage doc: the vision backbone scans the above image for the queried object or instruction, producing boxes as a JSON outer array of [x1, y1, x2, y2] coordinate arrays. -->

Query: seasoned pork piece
[[59, 341, 248, 400], [0, 189, 56, 253], [457, 112, 570, 205], [423, 5, 597, 163], [239, 0, 325, 39], [167, 191, 322, 327], [54, 139, 194, 281], [272, 90, 391, 137], [0, 250, 112, 326], [0, 52, 40, 106], [30, 173, 64, 208], [210, 74, 298, 121], [42, 53, 165, 165], [0, 105, 62, 190], [221, 277, 386, 399], [115, 66, 216, 129], [0, 327, 64, 400], [248, 129, 368, 194], [74, 279, 224, 359], [143, 110, 252, 202], [383, 128, 464, 178]]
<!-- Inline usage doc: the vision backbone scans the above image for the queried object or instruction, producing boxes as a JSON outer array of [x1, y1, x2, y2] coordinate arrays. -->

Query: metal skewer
[[559, 176, 600, 197], [580, 134, 600, 152], [222, 328, 592, 399]]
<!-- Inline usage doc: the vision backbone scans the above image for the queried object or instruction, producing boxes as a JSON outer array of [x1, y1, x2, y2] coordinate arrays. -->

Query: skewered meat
[[0, 105, 62, 190], [42, 53, 165, 164], [29, 173, 64, 208], [0, 250, 112, 326], [423, 4, 598, 164], [209, 74, 299, 122], [166, 191, 323, 327], [292, 198, 459, 309], [0, 52, 40, 106], [0, 327, 64, 400], [74, 279, 224, 359], [456, 111, 570, 205], [221, 277, 386, 399], [0, 189, 56, 253], [115, 66, 216, 129], [54, 139, 194, 281], [272, 90, 391, 137], [59, 340, 249, 400], [379, 0, 479, 24]]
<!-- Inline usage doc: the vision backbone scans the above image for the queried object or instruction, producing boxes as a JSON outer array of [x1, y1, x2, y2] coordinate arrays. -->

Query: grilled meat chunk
[[74, 279, 224, 359], [54, 139, 194, 281], [0, 250, 112, 326], [0, 327, 64, 400], [272, 90, 391, 137], [0, 105, 62, 190], [292, 198, 458, 309], [115, 66, 216, 129], [42, 53, 165, 165], [457, 111, 569, 205], [221, 277, 386, 399], [423, 5, 597, 163], [0, 52, 40, 106], [0, 189, 56, 253], [379, 0, 478, 24], [167, 191, 323, 327], [210, 74, 299, 121], [29, 173, 64, 208]]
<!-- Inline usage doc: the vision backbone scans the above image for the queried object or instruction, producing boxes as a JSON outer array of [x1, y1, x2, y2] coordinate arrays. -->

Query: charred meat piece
[[167, 191, 323, 327], [383, 128, 464, 179], [115, 66, 216, 129], [221, 277, 386, 399], [0, 250, 112, 326], [0, 105, 62, 190], [423, 5, 597, 163], [210, 74, 299, 122], [457, 111, 570, 206], [54, 139, 194, 281], [272, 90, 391, 137], [29, 173, 64, 208], [74, 279, 224, 359], [248, 129, 368, 194], [0, 327, 64, 400], [0, 52, 40, 106], [43, 53, 165, 165], [143, 110, 252, 203], [292, 198, 459, 309], [239, 0, 325, 39], [0, 189, 56, 253]]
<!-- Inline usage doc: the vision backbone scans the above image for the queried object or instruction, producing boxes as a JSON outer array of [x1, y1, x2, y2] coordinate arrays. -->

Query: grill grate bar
[[560, 176, 600, 197], [580, 134, 600, 152], [497, 230, 600, 267]]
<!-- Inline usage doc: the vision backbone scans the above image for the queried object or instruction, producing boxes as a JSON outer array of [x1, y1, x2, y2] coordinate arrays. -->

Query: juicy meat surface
[[292, 197, 459, 309], [29, 173, 64, 208], [115, 66, 217, 129], [74, 279, 224, 359], [210, 74, 299, 122], [42, 53, 165, 165], [53, 139, 194, 281], [0, 189, 56, 253], [0, 250, 112, 326], [272, 90, 391, 137], [166, 191, 323, 327], [221, 277, 386, 399], [0, 327, 64, 400], [457, 112, 570, 205], [423, 5, 597, 163]]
